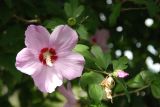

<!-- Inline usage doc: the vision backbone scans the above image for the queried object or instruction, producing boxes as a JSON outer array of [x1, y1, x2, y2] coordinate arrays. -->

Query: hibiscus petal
[[32, 67, 63, 93], [25, 25, 50, 51], [15, 48, 42, 75], [49, 25, 78, 52], [58, 82, 76, 104], [95, 29, 109, 46], [55, 52, 85, 80]]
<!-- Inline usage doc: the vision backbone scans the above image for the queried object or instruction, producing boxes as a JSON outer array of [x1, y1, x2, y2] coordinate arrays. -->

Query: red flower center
[[39, 48, 58, 66]]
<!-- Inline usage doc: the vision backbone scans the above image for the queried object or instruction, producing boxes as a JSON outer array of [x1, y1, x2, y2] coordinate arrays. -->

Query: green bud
[[67, 17, 76, 26]]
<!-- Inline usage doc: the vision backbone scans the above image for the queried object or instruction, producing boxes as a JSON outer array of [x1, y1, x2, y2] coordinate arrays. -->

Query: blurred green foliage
[[0, 0, 160, 107]]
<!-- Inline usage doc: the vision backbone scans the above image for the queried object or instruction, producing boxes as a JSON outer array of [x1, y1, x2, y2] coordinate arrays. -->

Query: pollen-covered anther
[[39, 48, 58, 66]]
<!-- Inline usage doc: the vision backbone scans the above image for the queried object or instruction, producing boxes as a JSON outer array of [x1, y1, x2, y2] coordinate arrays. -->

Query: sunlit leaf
[[91, 45, 107, 69], [77, 25, 89, 40], [73, 5, 84, 18], [112, 56, 128, 70], [80, 72, 104, 89]]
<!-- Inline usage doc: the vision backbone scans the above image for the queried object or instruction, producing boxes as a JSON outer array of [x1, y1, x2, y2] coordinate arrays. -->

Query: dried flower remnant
[[101, 76, 115, 102]]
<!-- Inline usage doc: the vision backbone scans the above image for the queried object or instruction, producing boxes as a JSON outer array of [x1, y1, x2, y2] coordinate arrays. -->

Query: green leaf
[[64, 0, 83, 18], [114, 83, 124, 93], [64, 3, 72, 17], [44, 18, 65, 29], [74, 44, 95, 68], [112, 56, 128, 70], [145, 0, 159, 17], [64, 0, 84, 18], [91, 45, 107, 69], [80, 72, 104, 89], [140, 70, 155, 83], [74, 44, 89, 52], [151, 81, 160, 99], [70, 0, 79, 11], [104, 53, 111, 69], [88, 84, 104, 104], [74, 44, 93, 60], [73, 5, 84, 18], [127, 73, 145, 88], [77, 25, 89, 40], [109, 2, 121, 26], [115, 78, 130, 103], [127, 71, 155, 89]]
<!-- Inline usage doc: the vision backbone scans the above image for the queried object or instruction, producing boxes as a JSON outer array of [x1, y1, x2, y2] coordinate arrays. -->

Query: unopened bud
[[67, 17, 76, 26], [113, 70, 129, 78]]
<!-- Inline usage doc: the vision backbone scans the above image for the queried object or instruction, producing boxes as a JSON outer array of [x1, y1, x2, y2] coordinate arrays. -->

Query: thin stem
[[85, 68, 111, 75], [121, 7, 146, 12], [13, 14, 40, 24], [112, 84, 150, 98]]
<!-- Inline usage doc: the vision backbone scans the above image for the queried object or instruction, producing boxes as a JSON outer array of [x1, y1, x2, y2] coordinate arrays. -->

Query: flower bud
[[113, 70, 129, 78], [67, 17, 76, 26]]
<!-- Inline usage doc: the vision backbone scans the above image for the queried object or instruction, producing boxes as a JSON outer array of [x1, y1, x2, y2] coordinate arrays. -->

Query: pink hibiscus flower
[[91, 29, 110, 51], [15, 25, 85, 93]]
